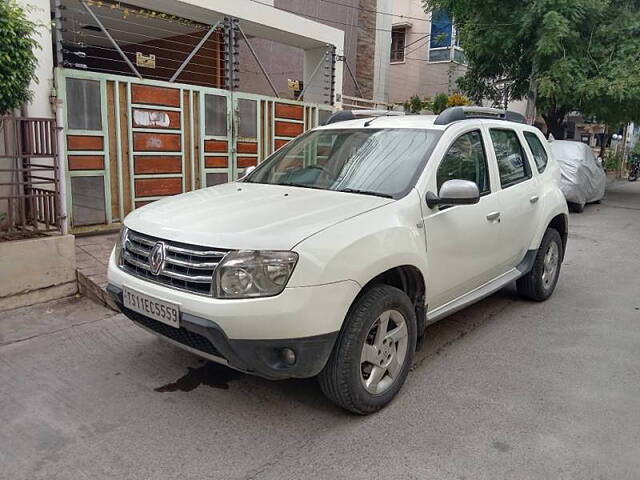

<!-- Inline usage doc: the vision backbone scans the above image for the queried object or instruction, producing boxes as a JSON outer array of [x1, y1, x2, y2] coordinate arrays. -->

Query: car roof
[[314, 114, 529, 132], [314, 114, 445, 131]]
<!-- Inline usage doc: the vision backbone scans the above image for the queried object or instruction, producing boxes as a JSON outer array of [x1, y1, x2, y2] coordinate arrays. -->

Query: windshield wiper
[[280, 182, 324, 190], [337, 188, 393, 198]]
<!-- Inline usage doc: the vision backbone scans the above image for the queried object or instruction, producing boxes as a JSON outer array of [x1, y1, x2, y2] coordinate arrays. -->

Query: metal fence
[[0, 116, 62, 237]]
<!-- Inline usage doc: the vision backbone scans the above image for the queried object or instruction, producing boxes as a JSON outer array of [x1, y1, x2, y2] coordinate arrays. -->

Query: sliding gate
[[57, 68, 334, 231]]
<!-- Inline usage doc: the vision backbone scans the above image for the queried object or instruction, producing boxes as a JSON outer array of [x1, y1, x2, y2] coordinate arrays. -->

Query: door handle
[[530, 195, 539, 204], [486, 211, 501, 221]]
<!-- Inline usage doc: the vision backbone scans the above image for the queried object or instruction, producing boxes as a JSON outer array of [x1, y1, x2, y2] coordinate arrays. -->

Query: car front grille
[[121, 229, 229, 296]]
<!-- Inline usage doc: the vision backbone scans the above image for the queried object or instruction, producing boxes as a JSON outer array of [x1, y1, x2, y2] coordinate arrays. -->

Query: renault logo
[[148, 242, 166, 276]]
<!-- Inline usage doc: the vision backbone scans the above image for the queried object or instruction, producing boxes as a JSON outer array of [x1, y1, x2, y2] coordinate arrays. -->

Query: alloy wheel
[[360, 309, 409, 394], [542, 241, 559, 289]]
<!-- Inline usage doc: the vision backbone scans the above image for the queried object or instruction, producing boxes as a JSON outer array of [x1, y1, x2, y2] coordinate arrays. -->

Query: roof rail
[[323, 109, 404, 125], [434, 107, 526, 125]]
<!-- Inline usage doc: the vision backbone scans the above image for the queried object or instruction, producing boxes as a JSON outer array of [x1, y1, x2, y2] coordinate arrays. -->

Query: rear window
[[489, 129, 532, 188]]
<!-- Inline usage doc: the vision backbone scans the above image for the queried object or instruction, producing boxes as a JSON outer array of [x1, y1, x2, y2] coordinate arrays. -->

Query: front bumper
[[108, 284, 339, 379], [107, 251, 360, 379]]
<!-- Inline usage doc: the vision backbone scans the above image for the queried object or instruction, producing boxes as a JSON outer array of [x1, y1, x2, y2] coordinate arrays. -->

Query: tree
[[0, 1, 39, 115], [423, 0, 640, 139]]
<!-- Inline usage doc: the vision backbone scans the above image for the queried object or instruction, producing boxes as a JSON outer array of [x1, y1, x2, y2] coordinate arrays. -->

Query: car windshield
[[244, 128, 442, 198]]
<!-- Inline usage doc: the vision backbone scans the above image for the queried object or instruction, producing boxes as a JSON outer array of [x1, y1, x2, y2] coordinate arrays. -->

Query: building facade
[[386, 0, 467, 105]]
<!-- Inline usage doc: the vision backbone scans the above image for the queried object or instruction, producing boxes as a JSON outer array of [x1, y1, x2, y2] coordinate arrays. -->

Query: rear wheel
[[517, 228, 563, 301], [318, 285, 416, 415]]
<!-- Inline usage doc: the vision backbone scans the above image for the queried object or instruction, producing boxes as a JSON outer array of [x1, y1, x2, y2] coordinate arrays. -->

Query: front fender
[[288, 194, 428, 289]]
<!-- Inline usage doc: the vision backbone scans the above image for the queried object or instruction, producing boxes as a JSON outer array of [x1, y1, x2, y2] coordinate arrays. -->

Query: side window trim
[[437, 128, 492, 195], [489, 127, 532, 189]]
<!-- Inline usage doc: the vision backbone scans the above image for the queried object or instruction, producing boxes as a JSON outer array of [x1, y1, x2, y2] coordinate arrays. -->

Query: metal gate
[[0, 116, 61, 237], [57, 68, 333, 231]]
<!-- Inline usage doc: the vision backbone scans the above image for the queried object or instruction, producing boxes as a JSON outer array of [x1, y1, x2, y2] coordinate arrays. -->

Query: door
[[232, 95, 261, 179], [422, 129, 504, 310], [485, 126, 540, 268], [201, 91, 233, 188]]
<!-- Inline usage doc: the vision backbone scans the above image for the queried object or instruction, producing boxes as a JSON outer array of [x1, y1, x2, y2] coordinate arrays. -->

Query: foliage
[[431, 93, 449, 114], [604, 149, 623, 171], [423, 0, 640, 138], [447, 93, 471, 107], [0, 1, 39, 115], [403, 93, 473, 114], [403, 95, 430, 114]]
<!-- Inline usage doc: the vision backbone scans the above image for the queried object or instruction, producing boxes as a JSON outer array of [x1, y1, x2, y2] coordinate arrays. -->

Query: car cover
[[550, 141, 606, 206]]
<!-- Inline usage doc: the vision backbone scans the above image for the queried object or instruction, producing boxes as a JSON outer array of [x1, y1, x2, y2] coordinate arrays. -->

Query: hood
[[124, 182, 393, 250]]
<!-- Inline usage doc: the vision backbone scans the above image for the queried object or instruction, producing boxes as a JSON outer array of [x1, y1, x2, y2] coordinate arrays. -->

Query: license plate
[[123, 287, 180, 328]]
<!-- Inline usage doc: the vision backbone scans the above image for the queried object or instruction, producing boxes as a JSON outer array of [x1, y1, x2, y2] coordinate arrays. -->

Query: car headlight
[[215, 250, 298, 299], [114, 226, 128, 266]]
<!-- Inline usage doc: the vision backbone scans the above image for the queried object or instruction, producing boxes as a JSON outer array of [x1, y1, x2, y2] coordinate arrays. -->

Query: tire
[[318, 285, 417, 415], [516, 228, 563, 302], [569, 202, 585, 213]]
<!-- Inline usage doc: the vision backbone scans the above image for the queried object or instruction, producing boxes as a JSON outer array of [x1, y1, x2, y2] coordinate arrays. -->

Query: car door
[[484, 125, 541, 269], [421, 128, 504, 310]]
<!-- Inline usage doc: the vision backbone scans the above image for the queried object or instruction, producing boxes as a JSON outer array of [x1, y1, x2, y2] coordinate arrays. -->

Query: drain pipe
[[54, 97, 69, 235]]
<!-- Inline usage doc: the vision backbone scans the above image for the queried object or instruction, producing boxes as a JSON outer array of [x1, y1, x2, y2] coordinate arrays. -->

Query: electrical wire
[[248, 0, 433, 34], [63, 40, 224, 71], [67, 7, 215, 43], [66, 9, 224, 54]]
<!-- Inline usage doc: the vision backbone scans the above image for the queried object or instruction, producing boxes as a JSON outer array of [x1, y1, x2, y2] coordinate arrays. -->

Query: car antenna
[[364, 115, 387, 127], [363, 111, 406, 126]]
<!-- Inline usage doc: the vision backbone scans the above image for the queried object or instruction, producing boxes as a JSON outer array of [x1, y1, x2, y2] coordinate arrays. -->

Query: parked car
[[550, 140, 606, 212], [107, 107, 569, 414]]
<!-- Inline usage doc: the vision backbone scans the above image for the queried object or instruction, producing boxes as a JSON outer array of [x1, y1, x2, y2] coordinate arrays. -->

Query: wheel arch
[[356, 265, 427, 336], [547, 213, 568, 259]]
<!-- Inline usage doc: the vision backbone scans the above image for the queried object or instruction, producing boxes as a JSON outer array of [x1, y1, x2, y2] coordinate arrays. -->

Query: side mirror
[[426, 179, 480, 209]]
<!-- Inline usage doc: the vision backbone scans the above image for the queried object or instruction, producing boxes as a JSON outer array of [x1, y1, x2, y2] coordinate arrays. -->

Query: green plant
[[604, 149, 623, 172], [0, 1, 39, 115], [431, 93, 449, 114], [447, 93, 471, 108], [403, 95, 430, 114]]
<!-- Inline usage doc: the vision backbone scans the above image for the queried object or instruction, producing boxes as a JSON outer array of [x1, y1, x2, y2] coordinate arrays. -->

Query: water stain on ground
[[492, 440, 511, 452], [154, 362, 243, 392]]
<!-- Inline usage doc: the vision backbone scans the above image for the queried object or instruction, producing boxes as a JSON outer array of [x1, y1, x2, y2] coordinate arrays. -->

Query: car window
[[523, 131, 548, 173], [436, 130, 490, 194], [490, 128, 532, 188]]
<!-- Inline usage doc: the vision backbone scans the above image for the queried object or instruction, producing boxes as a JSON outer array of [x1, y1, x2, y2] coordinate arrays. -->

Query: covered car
[[550, 140, 606, 212]]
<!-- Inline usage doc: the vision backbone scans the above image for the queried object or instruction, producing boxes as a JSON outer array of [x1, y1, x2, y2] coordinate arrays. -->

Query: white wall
[[18, 0, 54, 118], [373, 0, 393, 103]]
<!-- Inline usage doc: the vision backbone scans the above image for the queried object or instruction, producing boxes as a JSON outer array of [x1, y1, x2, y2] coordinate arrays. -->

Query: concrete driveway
[[1, 181, 639, 480]]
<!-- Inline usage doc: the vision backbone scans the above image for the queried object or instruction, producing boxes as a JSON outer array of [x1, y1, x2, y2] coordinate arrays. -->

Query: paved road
[[1, 181, 639, 480]]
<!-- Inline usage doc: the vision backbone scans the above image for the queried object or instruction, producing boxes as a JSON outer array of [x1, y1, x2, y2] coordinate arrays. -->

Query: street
[[1, 181, 639, 480]]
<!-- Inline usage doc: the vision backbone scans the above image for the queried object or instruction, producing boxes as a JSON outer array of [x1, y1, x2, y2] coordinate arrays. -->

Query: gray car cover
[[550, 140, 606, 206]]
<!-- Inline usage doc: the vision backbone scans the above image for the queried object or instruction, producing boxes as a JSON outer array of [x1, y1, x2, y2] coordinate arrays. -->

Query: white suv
[[107, 107, 569, 414]]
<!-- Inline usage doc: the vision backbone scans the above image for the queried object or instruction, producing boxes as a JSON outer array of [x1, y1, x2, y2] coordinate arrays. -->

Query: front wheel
[[516, 228, 563, 302], [318, 285, 417, 415]]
